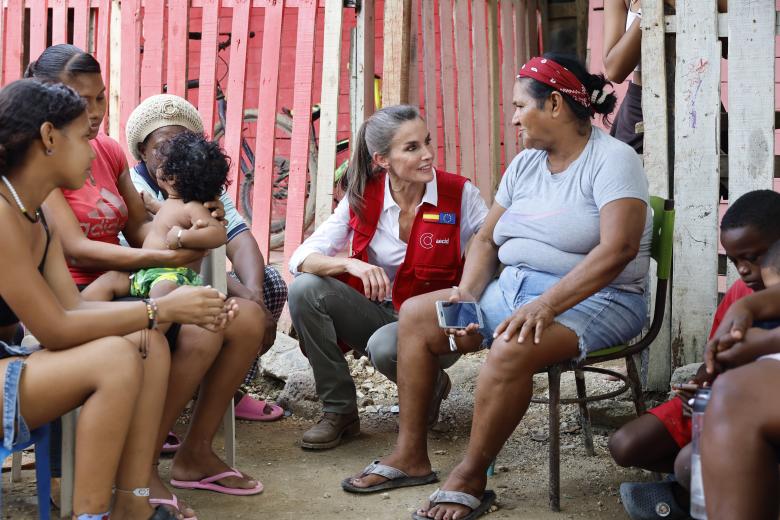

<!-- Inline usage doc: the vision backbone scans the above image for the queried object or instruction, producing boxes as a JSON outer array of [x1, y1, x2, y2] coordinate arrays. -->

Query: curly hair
[[158, 131, 230, 203], [0, 79, 86, 173]]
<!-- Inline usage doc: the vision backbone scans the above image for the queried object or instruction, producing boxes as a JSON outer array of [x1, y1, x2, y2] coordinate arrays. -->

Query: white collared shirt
[[288, 170, 489, 286]]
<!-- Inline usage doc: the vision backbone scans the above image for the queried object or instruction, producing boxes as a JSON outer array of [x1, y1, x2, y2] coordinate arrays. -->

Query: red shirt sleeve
[[709, 279, 754, 339]]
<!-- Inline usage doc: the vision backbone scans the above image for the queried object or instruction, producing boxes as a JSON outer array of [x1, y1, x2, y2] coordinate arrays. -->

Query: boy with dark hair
[[83, 131, 229, 300], [611, 189, 780, 520]]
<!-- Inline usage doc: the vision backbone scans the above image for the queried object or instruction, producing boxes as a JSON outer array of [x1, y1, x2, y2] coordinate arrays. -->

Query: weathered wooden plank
[[501, 0, 517, 168], [671, 0, 720, 368], [283, 0, 319, 276], [420, 0, 438, 156], [439, 0, 458, 172], [407, 0, 419, 106], [382, 0, 412, 105], [471, 0, 492, 199], [527, 0, 539, 57], [196, 0, 220, 136], [4, 0, 24, 82], [640, 0, 671, 390], [251, 0, 283, 258], [575, 0, 587, 62], [73, 0, 91, 50], [29, 0, 48, 61], [119, 0, 142, 158], [315, 0, 343, 228], [454, 0, 475, 181], [108, 0, 121, 137], [487, 0, 500, 186], [139, 0, 165, 100], [725, 0, 775, 287], [166, 0, 190, 98], [51, 0, 69, 44], [222, 0, 251, 204], [351, 0, 374, 145], [0, 0, 5, 83], [95, 0, 112, 111], [514, 0, 528, 69]]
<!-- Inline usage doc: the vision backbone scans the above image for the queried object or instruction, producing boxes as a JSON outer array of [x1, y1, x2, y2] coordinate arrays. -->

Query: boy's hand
[[203, 199, 227, 227], [715, 327, 776, 368], [705, 301, 754, 374]]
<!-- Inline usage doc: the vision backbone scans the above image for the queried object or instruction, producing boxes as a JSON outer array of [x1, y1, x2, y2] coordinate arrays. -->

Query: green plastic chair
[[531, 196, 675, 512]]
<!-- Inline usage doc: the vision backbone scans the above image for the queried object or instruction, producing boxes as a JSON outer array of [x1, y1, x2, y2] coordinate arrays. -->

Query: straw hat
[[125, 94, 204, 160]]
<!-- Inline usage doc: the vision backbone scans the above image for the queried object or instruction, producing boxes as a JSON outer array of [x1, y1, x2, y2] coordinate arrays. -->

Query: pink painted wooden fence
[[0, 0, 325, 270]]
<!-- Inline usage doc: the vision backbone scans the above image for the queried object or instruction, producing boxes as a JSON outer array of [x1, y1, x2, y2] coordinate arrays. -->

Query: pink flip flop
[[170, 469, 264, 496], [161, 431, 181, 454], [149, 493, 198, 520], [234, 395, 284, 422]]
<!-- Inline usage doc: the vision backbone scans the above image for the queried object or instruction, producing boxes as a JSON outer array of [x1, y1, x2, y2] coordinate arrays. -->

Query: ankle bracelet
[[114, 487, 150, 497]]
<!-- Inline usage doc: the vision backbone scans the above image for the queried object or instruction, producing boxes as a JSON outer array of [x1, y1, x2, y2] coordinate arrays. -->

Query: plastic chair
[[1, 423, 51, 520], [530, 196, 675, 512]]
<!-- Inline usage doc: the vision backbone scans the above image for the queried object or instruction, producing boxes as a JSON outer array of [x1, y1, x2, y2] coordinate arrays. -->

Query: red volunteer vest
[[337, 170, 468, 310]]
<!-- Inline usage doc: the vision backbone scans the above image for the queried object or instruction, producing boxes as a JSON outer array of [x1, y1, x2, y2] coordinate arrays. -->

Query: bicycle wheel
[[213, 110, 318, 250]]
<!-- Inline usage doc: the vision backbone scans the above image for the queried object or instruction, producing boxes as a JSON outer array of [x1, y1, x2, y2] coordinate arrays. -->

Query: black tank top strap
[[38, 210, 50, 272]]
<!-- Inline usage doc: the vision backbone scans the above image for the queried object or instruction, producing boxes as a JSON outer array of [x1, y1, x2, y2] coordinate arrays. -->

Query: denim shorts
[[0, 338, 41, 451], [477, 266, 647, 361]]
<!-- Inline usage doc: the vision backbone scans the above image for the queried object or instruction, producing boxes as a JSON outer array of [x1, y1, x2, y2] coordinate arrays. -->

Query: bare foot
[[172, 444, 260, 490], [416, 463, 487, 520], [346, 451, 433, 489]]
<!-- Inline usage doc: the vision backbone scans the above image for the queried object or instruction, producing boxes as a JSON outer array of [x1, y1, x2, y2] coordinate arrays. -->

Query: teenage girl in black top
[[0, 79, 232, 519]]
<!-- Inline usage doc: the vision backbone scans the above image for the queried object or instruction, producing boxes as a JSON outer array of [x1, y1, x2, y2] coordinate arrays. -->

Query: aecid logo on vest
[[419, 233, 450, 250]]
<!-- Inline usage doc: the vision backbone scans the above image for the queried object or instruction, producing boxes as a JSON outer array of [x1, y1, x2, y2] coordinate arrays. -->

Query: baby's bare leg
[[148, 280, 180, 299], [81, 271, 132, 301]]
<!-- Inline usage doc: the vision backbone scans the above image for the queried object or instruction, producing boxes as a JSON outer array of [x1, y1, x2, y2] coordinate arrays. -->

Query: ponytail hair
[[24, 44, 101, 83], [523, 52, 617, 127], [344, 104, 422, 219]]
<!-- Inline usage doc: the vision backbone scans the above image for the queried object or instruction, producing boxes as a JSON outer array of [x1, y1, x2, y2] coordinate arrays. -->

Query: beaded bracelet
[[143, 298, 159, 330]]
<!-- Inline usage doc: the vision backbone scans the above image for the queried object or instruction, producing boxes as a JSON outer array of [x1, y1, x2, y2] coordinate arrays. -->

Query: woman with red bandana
[[342, 53, 653, 520]]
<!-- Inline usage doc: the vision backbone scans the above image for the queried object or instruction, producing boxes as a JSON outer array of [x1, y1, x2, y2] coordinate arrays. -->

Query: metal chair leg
[[574, 369, 595, 456], [547, 365, 561, 512], [625, 355, 647, 416], [223, 399, 236, 468]]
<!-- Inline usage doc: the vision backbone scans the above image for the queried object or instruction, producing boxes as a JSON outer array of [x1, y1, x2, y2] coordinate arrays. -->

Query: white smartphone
[[435, 300, 484, 329]]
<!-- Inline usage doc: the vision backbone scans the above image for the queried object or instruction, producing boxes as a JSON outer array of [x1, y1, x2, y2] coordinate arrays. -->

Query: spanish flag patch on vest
[[422, 212, 457, 225]]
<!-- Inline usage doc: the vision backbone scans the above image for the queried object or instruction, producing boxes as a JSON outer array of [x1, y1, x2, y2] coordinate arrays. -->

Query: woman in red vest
[[287, 105, 488, 450]]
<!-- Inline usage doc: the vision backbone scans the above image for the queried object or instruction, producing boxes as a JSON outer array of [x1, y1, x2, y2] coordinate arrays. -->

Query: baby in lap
[[83, 131, 229, 300]]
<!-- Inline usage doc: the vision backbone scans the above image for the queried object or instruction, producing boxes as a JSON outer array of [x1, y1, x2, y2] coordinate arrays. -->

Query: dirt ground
[[4, 354, 658, 520]]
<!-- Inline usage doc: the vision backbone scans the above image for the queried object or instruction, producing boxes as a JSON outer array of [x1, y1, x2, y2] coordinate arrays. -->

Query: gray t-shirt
[[493, 127, 652, 293]]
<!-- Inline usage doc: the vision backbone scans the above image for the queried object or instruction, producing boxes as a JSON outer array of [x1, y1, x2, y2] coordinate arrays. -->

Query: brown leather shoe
[[427, 370, 452, 428], [301, 411, 360, 450]]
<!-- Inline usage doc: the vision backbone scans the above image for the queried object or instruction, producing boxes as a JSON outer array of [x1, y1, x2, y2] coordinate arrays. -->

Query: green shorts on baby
[[129, 267, 203, 298]]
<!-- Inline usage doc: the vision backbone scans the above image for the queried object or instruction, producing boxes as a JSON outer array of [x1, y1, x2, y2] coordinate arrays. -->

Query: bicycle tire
[[213, 110, 318, 250]]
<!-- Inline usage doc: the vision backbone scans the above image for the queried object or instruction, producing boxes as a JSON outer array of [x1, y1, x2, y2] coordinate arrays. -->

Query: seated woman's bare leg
[[171, 298, 266, 491], [149, 324, 221, 517], [348, 290, 484, 490], [417, 324, 579, 519], [702, 360, 780, 520], [111, 330, 171, 520], [16, 336, 143, 516]]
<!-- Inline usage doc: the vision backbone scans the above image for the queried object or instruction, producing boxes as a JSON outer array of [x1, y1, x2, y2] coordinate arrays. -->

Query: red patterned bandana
[[518, 57, 591, 110]]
